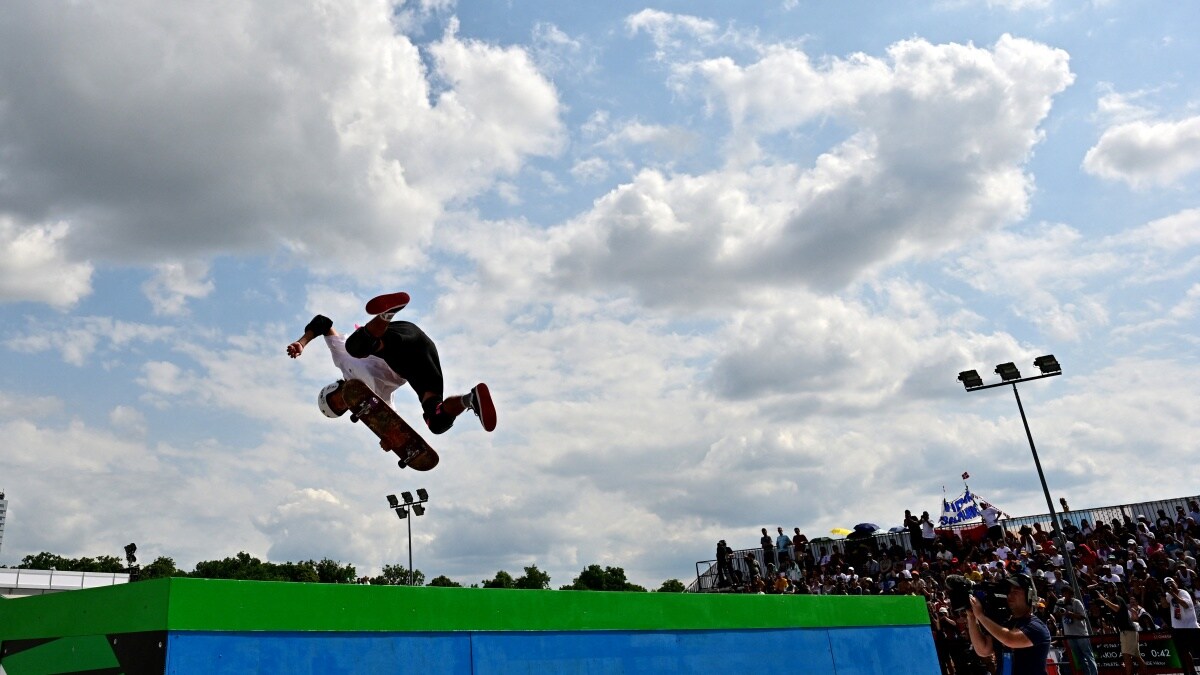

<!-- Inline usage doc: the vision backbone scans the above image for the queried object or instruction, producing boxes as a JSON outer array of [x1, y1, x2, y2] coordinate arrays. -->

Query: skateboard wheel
[[349, 414, 359, 423], [396, 459, 408, 469]]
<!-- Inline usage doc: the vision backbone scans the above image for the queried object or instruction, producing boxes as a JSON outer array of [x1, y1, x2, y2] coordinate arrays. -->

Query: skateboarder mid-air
[[286, 292, 497, 435]]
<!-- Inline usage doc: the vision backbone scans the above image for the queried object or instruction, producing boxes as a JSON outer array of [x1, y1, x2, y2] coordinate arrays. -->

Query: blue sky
[[1, 0, 1198, 588]]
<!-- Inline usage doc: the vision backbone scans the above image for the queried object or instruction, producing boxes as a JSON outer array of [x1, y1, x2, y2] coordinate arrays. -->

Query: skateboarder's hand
[[287, 341, 304, 358]]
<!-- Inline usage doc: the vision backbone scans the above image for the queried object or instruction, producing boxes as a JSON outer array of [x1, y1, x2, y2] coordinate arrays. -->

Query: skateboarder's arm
[[287, 315, 338, 358]]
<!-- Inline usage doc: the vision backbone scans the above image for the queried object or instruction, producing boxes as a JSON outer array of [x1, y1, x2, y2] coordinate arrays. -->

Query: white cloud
[[547, 35, 1073, 305], [142, 261, 215, 316], [0, 217, 93, 308], [625, 10, 722, 59], [9, 317, 174, 366], [570, 157, 610, 184], [253, 488, 377, 565], [1083, 115, 1200, 188], [0, 2, 564, 281], [109, 405, 147, 436], [597, 122, 699, 156]]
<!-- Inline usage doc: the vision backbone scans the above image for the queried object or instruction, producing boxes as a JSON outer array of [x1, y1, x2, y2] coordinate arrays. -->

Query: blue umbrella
[[888, 526, 905, 533], [854, 523, 880, 533]]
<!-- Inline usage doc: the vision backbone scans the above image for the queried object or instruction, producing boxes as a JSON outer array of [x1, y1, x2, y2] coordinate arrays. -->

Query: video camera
[[945, 574, 1012, 624]]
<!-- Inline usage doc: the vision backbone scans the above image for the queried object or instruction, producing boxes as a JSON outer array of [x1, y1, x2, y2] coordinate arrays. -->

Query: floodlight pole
[[1009, 382, 1083, 601], [406, 511, 414, 586], [962, 363, 1082, 601], [386, 491, 429, 587]]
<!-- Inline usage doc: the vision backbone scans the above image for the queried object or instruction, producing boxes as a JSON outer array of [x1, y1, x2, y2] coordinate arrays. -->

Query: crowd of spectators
[[710, 499, 1200, 674]]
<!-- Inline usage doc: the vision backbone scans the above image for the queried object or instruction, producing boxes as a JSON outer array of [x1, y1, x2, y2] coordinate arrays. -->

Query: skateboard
[[340, 379, 440, 471]]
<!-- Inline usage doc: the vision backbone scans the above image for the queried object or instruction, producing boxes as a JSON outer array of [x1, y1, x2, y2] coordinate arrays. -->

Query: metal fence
[[689, 494, 1198, 592]]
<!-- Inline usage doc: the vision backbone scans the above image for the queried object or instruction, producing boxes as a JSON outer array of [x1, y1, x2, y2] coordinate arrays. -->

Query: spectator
[[1056, 586, 1098, 675], [776, 526, 792, 566], [744, 552, 762, 583], [760, 528, 775, 568], [980, 502, 1003, 544], [1094, 582, 1147, 675], [906, 510, 922, 550], [715, 539, 733, 588], [920, 511, 937, 554], [792, 527, 808, 563], [1165, 577, 1199, 672]]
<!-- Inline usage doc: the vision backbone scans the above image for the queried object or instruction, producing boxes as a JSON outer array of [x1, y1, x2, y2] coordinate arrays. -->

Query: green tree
[[137, 556, 186, 581], [427, 575, 462, 587], [482, 570, 516, 589], [191, 552, 283, 581], [560, 565, 646, 592], [368, 564, 424, 586], [19, 552, 71, 570], [275, 561, 320, 583], [657, 578, 686, 593], [17, 552, 125, 573], [312, 558, 357, 584], [514, 564, 552, 590]]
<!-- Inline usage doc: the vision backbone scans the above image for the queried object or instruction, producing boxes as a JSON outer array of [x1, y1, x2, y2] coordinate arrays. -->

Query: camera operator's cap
[[1006, 573, 1038, 602]]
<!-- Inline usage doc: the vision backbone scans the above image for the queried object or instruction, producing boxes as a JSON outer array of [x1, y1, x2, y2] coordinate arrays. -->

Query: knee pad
[[345, 328, 381, 358], [423, 400, 454, 435]]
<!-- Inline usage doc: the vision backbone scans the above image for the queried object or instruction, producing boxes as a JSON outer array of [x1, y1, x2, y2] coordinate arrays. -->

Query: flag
[[962, 471, 970, 480], [939, 488, 982, 526]]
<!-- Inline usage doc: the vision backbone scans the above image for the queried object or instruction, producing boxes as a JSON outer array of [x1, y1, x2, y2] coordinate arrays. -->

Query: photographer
[[966, 573, 1052, 675], [1164, 577, 1199, 673], [1056, 586, 1098, 675]]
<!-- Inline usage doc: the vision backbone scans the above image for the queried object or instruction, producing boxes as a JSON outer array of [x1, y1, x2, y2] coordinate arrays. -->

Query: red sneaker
[[465, 383, 496, 432], [365, 292, 410, 320]]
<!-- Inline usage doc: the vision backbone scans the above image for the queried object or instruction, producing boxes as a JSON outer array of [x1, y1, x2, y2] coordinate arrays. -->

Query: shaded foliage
[[427, 575, 462, 587], [560, 565, 646, 592], [366, 563, 425, 586], [657, 578, 686, 593], [17, 552, 125, 573]]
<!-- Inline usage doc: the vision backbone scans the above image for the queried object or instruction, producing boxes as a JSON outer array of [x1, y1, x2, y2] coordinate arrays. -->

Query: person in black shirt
[[760, 528, 775, 567], [1094, 582, 1147, 675], [966, 572, 1052, 675]]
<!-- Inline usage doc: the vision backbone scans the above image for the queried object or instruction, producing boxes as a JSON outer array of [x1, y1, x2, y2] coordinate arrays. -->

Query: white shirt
[[981, 507, 1000, 527], [324, 334, 406, 404], [995, 546, 1012, 561], [921, 521, 935, 538], [1168, 590, 1199, 630]]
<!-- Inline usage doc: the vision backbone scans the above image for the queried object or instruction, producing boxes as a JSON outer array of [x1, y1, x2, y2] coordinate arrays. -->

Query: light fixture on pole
[[385, 490, 429, 586], [957, 354, 1082, 600]]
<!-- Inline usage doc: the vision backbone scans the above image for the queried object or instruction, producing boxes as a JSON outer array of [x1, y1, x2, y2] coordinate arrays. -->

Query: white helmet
[[317, 381, 345, 418]]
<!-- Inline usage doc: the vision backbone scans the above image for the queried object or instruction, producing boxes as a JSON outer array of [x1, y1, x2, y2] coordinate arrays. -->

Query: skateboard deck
[[340, 379, 440, 471]]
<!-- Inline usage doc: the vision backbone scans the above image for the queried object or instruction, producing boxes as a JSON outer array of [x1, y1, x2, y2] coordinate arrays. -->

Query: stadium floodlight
[[995, 362, 1021, 381], [1033, 355, 1061, 375], [958, 370, 984, 390], [957, 355, 1080, 601], [384, 488, 429, 586], [124, 543, 137, 565]]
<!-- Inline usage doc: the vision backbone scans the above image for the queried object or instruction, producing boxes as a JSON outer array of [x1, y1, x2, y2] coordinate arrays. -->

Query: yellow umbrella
[[830, 528, 852, 536]]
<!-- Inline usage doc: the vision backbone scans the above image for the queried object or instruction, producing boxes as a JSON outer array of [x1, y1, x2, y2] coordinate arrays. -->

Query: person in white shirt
[[1165, 577, 1200, 672], [980, 503, 1003, 543], [288, 292, 496, 437]]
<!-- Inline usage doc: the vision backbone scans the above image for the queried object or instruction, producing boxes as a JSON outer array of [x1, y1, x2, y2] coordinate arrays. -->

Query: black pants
[[346, 321, 455, 433]]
